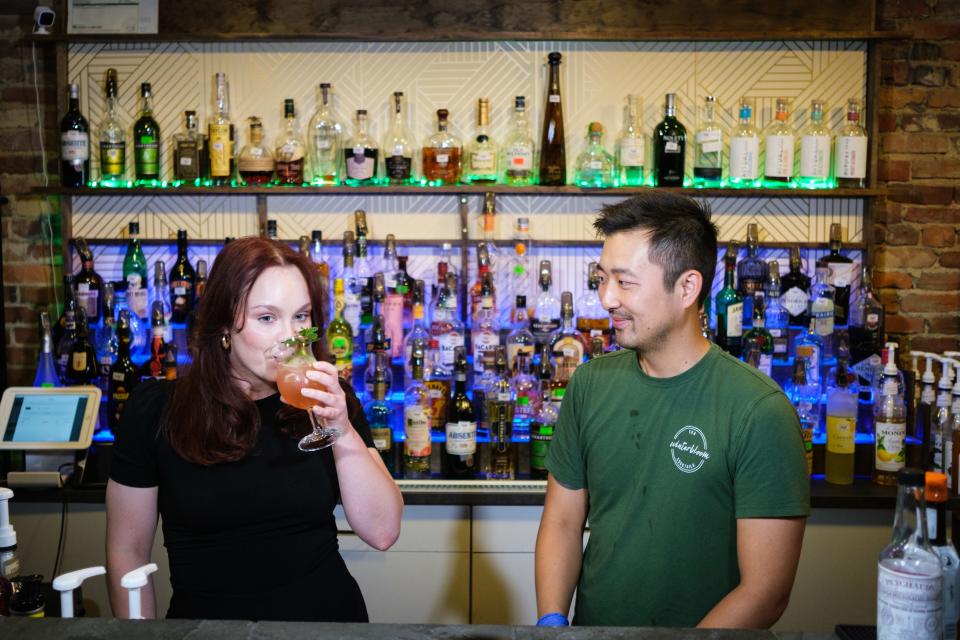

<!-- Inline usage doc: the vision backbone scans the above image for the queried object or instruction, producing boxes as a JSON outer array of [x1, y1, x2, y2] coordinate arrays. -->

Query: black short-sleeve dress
[[109, 378, 376, 622]]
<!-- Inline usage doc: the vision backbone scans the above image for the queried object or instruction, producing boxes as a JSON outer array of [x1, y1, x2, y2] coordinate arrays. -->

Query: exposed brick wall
[[877, 0, 960, 357]]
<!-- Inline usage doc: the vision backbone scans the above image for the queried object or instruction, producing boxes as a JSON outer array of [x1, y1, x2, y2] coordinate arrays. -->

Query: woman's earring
[[221, 333, 231, 351]]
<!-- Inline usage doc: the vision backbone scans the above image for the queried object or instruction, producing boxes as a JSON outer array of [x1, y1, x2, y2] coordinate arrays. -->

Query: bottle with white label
[[403, 342, 432, 478], [877, 467, 943, 640], [816, 223, 855, 327], [763, 97, 795, 186], [503, 96, 536, 186], [472, 285, 501, 375], [383, 91, 415, 185], [874, 342, 907, 485], [693, 95, 723, 187], [616, 94, 645, 186], [933, 358, 955, 487], [61, 82, 90, 188], [464, 98, 498, 184], [808, 266, 836, 361], [799, 99, 832, 189], [575, 122, 614, 188], [430, 271, 465, 374], [728, 97, 760, 188], [926, 471, 960, 640], [836, 98, 868, 188], [445, 346, 477, 478]]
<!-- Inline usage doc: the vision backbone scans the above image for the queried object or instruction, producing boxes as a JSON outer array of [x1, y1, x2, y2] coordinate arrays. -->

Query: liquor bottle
[[464, 98, 498, 184], [308, 230, 330, 326], [431, 271, 465, 374], [613, 94, 645, 187], [539, 52, 566, 186], [478, 191, 500, 284], [132, 83, 160, 186], [65, 309, 98, 386], [74, 237, 103, 326], [98, 68, 125, 187], [194, 259, 207, 305], [877, 468, 943, 640], [341, 231, 362, 339], [343, 109, 378, 186], [835, 98, 868, 188], [384, 91, 414, 185], [169, 230, 196, 325], [505, 295, 537, 372], [488, 346, 515, 479], [513, 350, 538, 425], [307, 82, 342, 185], [470, 243, 495, 323], [780, 246, 811, 330], [764, 261, 790, 362], [395, 254, 414, 330], [503, 96, 536, 186], [549, 291, 588, 401], [365, 351, 395, 476], [576, 262, 611, 351], [653, 93, 686, 187], [403, 341, 431, 478], [925, 472, 959, 640], [816, 223, 855, 327], [422, 109, 462, 185], [173, 111, 202, 185], [714, 244, 744, 357], [763, 97, 795, 185], [786, 356, 818, 474], [363, 313, 393, 403], [151, 261, 173, 342], [532, 260, 561, 345], [472, 278, 501, 375], [55, 275, 79, 381], [354, 210, 375, 326], [850, 266, 885, 371], [34, 311, 60, 388], [327, 278, 354, 381], [874, 344, 907, 485], [94, 283, 117, 396], [445, 346, 477, 478], [122, 221, 149, 324], [108, 311, 140, 432], [799, 99, 832, 189], [238, 117, 275, 185], [693, 95, 723, 188], [933, 360, 954, 484], [275, 99, 306, 185], [140, 301, 168, 381], [506, 217, 533, 312], [574, 122, 614, 188], [402, 280, 430, 376], [736, 223, 768, 327], [61, 83, 90, 188], [825, 356, 857, 485], [795, 318, 825, 401], [809, 266, 836, 360], [424, 339, 451, 437], [742, 294, 774, 377], [209, 73, 233, 186], [530, 343, 559, 480], [728, 97, 760, 188]]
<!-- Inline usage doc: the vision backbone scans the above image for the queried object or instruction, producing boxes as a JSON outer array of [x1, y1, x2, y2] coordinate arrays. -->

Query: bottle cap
[[311, 229, 322, 242], [588, 122, 604, 135], [0, 487, 16, 549], [898, 467, 925, 487], [937, 356, 953, 391], [547, 52, 562, 65], [925, 472, 948, 503], [883, 342, 899, 377]]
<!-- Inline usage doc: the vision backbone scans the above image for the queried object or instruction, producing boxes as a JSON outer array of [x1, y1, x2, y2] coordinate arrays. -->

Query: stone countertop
[[0, 618, 839, 639]]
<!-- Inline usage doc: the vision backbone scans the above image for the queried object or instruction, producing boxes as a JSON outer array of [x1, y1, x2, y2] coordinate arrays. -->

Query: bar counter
[[0, 618, 836, 639]]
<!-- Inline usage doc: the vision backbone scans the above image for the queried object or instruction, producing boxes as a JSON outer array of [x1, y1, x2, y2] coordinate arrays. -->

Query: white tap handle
[[53, 566, 105, 618], [121, 563, 158, 620]]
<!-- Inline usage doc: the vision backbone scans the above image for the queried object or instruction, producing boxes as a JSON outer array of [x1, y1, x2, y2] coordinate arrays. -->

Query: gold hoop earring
[[221, 333, 231, 351]]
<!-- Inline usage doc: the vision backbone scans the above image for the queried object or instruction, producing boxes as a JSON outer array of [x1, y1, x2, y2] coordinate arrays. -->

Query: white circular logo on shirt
[[670, 426, 710, 474]]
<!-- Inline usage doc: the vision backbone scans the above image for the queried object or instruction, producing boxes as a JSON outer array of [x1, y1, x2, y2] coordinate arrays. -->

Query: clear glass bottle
[[344, 109, 378, 186], [576, 261, 611, 351], [531, 260, 561, 345], [383, 91, 414, 185], [403, 342, 432, 478], [275, 99, 306, 185], [403, 280, 430, 381], [835, 98, 868, 188], [472, 280, 501, 375], [422, 109, 462, 185], [430, 271, 465, 375], [764, 261, 790, 362], [574, 122, 615, 188], [877, 468, 943, 640], [763, 97, 795, 186], [728, 97, 760, 188], [464, 97, 498, 184], [736, 223, 768, 328], [133, 82, 160, 186], [795, 318, 825, 405], [173, 111, 202, 186], [151, 261, 173, 343], [506, 295, 536, 373], [652, 93, 686, 187], [237, 117, 275, 185], [850, 266, 885, 368], [693, 95, 723, 188], [308, 82, 342, 186], [786, 356, 818, 474], [512, 350, 538, 427], [799, 99, 832, 189], [615, 94, 645, 187], [925, 472, 958, 640], [825, 356, 857, 485], [506, 217, 533, 317], [809, 266, 836, 361], [208, 72, 233, 187], [502, 96, 536, 186], [98, 68, 125, 187], [714, 244, 744, 358]]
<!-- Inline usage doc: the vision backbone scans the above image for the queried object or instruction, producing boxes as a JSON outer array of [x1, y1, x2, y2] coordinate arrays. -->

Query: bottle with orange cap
[[926, 471, 959, 640]]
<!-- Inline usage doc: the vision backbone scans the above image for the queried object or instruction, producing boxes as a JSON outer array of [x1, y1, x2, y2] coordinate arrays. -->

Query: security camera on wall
[[34, 5, 56, 35]]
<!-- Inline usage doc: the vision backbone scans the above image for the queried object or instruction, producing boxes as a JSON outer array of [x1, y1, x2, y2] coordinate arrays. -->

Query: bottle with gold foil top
[[464, 98, 498, 184], [238, 117, 274, 185], [422, 109, 462, 185], [275, 99, 306, 185], [326, 278, 354, 381], [208, 73, 232, 186]]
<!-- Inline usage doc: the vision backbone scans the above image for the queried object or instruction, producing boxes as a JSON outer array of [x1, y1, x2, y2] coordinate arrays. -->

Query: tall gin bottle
[[728, 97, 760, 188], [763, 97, 795, 186], [799, 99, 832, 189], [835, 98, 868, 188]]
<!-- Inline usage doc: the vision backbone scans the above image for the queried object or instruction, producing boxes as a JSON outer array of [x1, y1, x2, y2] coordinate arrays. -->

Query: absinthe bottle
[[133, 83, 160, 185], [98, 68, 125, 187], [539, 52, 566, 186], [445, 346, 477, 478], [653, 93, 686, 186], [403, 341, 431, 478]]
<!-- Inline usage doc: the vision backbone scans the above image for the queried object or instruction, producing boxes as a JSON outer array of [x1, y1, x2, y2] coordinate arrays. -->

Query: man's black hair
[[593, 192, 718, 307]]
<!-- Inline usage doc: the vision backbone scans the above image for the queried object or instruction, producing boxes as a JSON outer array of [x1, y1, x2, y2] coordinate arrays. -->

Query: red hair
[[164, 237, 327, 465]]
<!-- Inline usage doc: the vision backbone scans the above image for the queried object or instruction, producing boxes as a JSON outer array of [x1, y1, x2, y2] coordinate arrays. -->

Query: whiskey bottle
[[173, 111, 202, 185], [133, 83, 160, 186], [422, 109, 462, 185], [574, 122, 614, 188], [652, 93, 686, 187], [616, 94, 645, 187], [795, 318, 824, 395], [464, 98, 498, 184], [275, 99, 306, 185], [503, 96, 535, 186], [763, 97, 795, 185], [816, 223, 855, 327], [308, 82, 342, 185], [169, 229, 196, 325], [445, 346, 477, 478], [208, 73, 233, 186], [576, 262, 611, 350], [403, 341, 432, 478], [549, 292, 588, 401], [73, 237, 103, 326], [798, 99, 832, 189], [780, 246, 811, 330], [539, 52, 566, 186], [365, 351, 396, 476], [384, 91, 414, 184], [98, 69, 125, 187], [487, 346, 516, 479], [327, 278, 354, 381], [531, 260, 561, 345], [108, 311, 140, 432], [728, 97, 760, 188], [122, 222, 149, 323], [693, 95, 723, 187], [714, 244, 743, 357], [60, 83, 90, 188], [736, 223, 768, 327], [344, 109, 378, 186], [835, 98, 868, 188], [237, 117, 275, 185], [65, 309, 98, 386]]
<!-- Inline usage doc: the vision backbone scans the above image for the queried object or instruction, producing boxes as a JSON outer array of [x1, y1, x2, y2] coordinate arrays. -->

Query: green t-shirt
[[546, 343, 810, 627]]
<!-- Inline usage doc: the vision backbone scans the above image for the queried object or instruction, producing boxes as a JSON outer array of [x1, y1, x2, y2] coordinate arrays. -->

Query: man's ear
[[676, 269, 703, 311]]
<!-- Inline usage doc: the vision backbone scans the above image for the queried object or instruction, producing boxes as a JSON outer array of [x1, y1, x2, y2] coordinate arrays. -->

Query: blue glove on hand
[[536, 612, 570, 626]]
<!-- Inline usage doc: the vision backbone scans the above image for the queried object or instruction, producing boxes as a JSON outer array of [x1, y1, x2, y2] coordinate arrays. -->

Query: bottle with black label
[[108, 311, 140, 432], [384, 91, 414, 184], [445, 346, 477, 478], [780, 246, 811, 330]]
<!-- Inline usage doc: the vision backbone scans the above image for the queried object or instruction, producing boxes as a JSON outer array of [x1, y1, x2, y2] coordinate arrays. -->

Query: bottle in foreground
[[927, 471, 960, 640], [877, 467, 942, 640]]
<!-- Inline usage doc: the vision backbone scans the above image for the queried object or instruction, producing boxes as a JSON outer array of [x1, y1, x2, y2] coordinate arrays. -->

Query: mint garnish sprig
[[283, 326, 319, 347]]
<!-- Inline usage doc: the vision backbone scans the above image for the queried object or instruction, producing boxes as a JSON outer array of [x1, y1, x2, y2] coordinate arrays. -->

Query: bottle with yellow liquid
[[874, 343, 906, 486], [826, 356, 857, 484]]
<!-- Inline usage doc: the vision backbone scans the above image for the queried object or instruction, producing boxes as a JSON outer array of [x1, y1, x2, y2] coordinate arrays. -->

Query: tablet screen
[[3, 394, 88, 444]]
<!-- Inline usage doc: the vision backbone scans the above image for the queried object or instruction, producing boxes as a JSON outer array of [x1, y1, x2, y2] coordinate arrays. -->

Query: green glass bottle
[[133, 83, 160, 186], [123, 221, 149, 323], [714, 243, 743, 358]]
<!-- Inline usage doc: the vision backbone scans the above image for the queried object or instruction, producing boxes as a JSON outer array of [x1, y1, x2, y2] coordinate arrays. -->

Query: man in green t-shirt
[[535, 192, 809, 629]]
